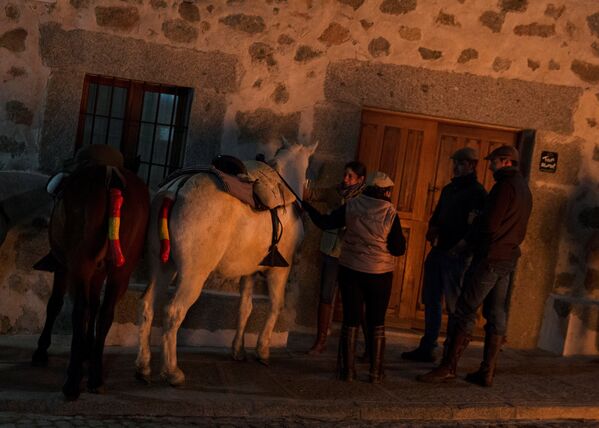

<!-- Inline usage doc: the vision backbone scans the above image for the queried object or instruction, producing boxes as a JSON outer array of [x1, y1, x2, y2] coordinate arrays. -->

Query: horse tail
[[108, 188, 126, 267], [159, 195, 175, 263]]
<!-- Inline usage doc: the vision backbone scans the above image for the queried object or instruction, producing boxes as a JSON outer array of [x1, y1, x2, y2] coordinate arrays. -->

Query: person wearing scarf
[[304, 171, 406, 383], [305, 161, 367, 356]]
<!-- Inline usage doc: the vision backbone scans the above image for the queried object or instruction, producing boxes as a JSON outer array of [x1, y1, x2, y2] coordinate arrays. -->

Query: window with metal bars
[[75, 74, 193, 188]]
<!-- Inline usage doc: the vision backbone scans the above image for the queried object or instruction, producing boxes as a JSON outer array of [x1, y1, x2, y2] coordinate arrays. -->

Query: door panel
[[357, 109, 519, 332], [358, 110, 437, 327]]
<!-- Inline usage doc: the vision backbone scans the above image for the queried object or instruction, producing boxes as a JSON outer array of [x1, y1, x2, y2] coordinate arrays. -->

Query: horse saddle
[[33, 150, 127, 272], [210, 155, 296, 211], [158, 156, 294, 267]]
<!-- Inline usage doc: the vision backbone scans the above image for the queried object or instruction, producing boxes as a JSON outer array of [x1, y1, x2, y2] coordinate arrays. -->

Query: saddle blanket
[[160, 161, 296, 211]]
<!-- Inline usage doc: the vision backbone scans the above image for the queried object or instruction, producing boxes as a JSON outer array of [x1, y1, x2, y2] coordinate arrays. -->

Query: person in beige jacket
[[305, 161, 366, 355], [304, 171, 406, 383]]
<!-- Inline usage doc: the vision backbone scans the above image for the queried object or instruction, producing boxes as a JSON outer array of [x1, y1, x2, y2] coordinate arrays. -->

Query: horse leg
[[161, 272, 207, 387], [87, 269, 129, 393], [135, 263, 176, 384], [232, 275, 254, 361], [62, 266, 94, 400], [256, 268, 290, 365], [32, 270, 67, 366], [84, 271, 105, 362]]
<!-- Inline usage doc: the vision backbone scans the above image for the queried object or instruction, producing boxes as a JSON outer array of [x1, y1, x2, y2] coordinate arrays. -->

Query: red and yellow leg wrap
[[159, 196, 174, 264], [108, 188, 125, 267]]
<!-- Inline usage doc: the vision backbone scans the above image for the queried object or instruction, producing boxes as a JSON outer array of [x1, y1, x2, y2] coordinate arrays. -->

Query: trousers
[[451, 258, 516, 336], [338, 266, 393, 328], [420, 247, 470, 351]]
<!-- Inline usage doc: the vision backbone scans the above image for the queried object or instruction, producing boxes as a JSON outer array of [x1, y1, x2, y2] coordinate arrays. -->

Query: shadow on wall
[[569, 179, 599, 299], [537, 177, 599, 356], [0, 172, 51, 248]]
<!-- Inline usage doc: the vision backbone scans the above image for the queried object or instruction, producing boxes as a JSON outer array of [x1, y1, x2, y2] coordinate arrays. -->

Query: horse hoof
[[135, 370, 151, 385], [161, 369, 185, 387], [62, 382, 81, 401], [31, 349, 49, 367], [256, 357, 270, 367], [231, 350, 247, 362], [87, 382, 106, 395]]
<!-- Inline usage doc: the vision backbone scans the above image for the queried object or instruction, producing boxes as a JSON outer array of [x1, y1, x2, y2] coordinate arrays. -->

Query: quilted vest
[[339, 194, 397, 274]]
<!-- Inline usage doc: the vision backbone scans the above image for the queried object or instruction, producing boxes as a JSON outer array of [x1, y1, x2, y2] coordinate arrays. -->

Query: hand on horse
[[301, 201, 320, 218]]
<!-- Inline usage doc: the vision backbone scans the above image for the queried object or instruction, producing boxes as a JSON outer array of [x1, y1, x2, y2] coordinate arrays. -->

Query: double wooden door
[[357, 109, 519, 330]]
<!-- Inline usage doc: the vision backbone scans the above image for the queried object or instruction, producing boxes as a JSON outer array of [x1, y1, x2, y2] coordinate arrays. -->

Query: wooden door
[[356, 109, 519, 331], [358, 110, 438, 328], [410, 124, 518, 332]]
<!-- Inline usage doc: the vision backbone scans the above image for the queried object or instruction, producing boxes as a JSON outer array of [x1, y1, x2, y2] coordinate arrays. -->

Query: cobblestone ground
[[0, 414, 596, 427], [1, 334, 598, 427]]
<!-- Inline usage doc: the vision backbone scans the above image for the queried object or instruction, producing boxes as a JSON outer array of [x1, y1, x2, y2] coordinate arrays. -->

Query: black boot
[[337, 325, 358, 381], [417, 329, 471, 383], [369, 325, 386, 383], [307, 302, 333, 355], [465, 334, 504, 387], [359, 306, 369, 362], [401, 346, 436, 363]]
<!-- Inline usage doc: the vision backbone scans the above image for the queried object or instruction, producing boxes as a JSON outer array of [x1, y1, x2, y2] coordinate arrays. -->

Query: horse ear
[[307, 140, 319, 155]]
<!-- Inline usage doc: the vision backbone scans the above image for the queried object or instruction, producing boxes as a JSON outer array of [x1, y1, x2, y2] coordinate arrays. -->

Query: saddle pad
[[241, 161, 296, 210], [159, 168, 261, 210]]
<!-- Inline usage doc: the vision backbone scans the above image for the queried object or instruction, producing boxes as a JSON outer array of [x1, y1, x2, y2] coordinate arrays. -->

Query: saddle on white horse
[[157, 155, 299, 267]]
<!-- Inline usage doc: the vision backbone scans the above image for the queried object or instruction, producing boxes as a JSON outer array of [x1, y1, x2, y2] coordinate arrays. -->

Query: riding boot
[[337, 325, 358, 381], [369, 325, 386, 383], [359, 310, 369, 362], [307, 302, 333, 355], [417, 329, 471, 383], [465, 334, 504, 387]]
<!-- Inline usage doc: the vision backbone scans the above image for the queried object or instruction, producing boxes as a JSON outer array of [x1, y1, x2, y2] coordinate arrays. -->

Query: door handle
[[425, 183, 438, 214]]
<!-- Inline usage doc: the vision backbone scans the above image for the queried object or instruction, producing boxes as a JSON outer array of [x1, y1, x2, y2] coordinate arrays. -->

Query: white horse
[[135, 140, 318, 386]]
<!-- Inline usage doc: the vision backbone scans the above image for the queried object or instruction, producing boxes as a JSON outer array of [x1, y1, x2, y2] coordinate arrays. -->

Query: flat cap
[[484, 145, 519, 162], [450, 147, 479, 161], [366, 171, 394, 188]]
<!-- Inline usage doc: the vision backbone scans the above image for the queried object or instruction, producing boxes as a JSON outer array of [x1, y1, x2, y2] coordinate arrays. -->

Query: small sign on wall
[[539, 151, 558, 173]]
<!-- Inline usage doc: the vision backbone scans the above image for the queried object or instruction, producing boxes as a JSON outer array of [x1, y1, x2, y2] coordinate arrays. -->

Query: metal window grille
[[76, 74, 193, 188]]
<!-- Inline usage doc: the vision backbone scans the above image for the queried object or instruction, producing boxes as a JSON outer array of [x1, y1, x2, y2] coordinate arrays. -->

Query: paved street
[[0, 332, 597, 427]]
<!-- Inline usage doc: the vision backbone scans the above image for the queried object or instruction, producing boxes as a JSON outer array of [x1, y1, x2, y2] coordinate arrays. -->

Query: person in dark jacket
[[417, 145, 532, 387], [304, 171, 406, 383], [402, 147, 487, 363]]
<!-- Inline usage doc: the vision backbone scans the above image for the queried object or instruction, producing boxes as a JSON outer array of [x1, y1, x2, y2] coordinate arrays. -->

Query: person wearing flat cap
[[402, 147, 486, 364], [303, 171, 406, 383], [418, 144, 532, 388]]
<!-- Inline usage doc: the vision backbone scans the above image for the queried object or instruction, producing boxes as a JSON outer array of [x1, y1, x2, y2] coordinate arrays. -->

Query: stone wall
[[1, 0, 599, 351]]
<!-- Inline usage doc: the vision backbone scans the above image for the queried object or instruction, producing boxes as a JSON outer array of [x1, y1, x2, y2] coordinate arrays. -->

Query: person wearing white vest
[[303, 171, 406, 383]]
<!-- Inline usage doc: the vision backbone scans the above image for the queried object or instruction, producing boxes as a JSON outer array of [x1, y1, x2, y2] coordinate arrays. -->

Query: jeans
[[319, 254, 339, 304], [452, 258, 516, 337], [420, 247, 470, 351]]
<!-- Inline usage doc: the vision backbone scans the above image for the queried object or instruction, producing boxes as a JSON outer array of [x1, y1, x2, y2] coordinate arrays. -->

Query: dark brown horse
[[32, 158, 149, 400]]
